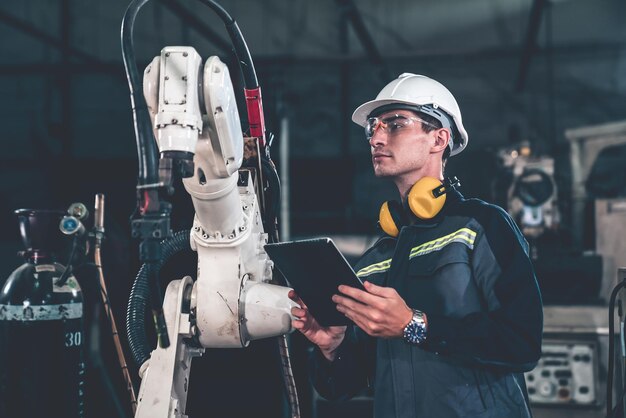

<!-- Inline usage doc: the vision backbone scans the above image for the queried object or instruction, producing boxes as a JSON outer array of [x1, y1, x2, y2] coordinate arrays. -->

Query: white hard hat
[[352, 73, 468, 156]]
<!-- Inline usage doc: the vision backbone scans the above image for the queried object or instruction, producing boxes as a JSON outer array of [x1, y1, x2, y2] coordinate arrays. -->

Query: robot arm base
[[135, 277, 204, 418]]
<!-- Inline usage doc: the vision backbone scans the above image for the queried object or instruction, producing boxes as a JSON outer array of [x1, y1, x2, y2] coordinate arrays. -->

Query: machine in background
[[566, 121, 626, 304], [504, 120, 626, 417], [568, 121, 626, 418], [494, 141, 560, 257], [528, 306, 608, 417], [493, 140, 603, 306]]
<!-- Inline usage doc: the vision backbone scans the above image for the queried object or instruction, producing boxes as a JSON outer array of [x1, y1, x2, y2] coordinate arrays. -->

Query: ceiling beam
[[160, 0, 231, 55], [0, 8, 106, 66], [335, 0, 391, 82], [515, 0, 548, 92], [0, 62, 124, 76], [0, 41, 622, 76]]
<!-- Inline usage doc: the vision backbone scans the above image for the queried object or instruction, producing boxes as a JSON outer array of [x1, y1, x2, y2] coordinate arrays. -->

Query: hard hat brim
[[352, 98, 416, 127]]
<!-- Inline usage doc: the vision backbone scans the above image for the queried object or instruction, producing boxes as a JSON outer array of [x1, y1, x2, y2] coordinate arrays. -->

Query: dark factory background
[[0, 1, 625, 417]]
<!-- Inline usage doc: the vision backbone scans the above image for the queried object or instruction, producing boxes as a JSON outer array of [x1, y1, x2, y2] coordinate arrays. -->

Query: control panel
[[525, 340, 598, 405]]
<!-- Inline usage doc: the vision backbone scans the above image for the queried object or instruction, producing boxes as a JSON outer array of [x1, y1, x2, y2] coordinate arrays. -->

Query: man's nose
[[369, 130, 387, 147]]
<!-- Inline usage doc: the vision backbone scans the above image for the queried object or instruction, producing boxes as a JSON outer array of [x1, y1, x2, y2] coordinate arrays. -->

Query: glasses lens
[[366, 114, 436, 141], [365, 117, 379, 140]]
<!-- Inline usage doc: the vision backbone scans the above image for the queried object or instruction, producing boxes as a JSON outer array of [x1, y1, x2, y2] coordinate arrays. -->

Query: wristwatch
[[403, 309, 427, 345]]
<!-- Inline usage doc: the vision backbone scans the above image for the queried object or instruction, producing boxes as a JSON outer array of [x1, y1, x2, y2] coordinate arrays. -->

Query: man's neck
[[395, 166, 443, 203]]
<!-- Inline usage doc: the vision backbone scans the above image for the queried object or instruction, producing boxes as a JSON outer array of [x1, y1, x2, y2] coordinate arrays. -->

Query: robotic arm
[[134, 47, 296, 417]]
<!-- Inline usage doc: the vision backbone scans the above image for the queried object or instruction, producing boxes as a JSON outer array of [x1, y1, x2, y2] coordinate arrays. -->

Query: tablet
[[264, 237, 365, 326]]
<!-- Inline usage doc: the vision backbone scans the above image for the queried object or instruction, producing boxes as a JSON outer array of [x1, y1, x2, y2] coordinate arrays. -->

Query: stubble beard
[[373, 161, 392, 178], [373, 162, 402, 178]]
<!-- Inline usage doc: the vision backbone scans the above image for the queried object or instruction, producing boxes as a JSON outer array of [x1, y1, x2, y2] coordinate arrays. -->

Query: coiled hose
[[126, 229, 191, 367], [260, 156, 301, 417]]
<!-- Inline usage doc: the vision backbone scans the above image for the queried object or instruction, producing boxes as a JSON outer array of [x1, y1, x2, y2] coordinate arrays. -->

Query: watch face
[[404, 313, 427, 344]]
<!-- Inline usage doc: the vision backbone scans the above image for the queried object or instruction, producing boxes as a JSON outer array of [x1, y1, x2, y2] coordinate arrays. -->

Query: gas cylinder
[[0, 209, 85, 418]]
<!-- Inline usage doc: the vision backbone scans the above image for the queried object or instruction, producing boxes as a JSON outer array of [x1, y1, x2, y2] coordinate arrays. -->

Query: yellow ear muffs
[[407, 177, 447, 220], [379, 177, 456, 236], [379, 200, 407, 237]]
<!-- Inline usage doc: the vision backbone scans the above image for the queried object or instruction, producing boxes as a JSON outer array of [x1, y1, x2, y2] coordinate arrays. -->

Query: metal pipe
[[93, 194, 137, 413], [279, 115, 290, 241], [94, 247, 138, 413]]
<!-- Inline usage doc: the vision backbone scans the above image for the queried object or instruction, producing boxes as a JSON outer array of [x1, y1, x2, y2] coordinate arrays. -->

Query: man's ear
[[431, 128, 450, 153]]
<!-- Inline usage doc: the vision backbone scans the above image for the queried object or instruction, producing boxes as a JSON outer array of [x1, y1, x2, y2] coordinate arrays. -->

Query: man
[[290, 73, 543, 417]]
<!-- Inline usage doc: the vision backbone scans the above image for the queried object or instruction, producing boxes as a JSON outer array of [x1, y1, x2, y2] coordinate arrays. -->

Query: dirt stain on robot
[[216, 321, 237, 337]]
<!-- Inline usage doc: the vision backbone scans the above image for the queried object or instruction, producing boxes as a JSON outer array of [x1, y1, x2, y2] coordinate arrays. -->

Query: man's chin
[[373, 168, 394, 178]]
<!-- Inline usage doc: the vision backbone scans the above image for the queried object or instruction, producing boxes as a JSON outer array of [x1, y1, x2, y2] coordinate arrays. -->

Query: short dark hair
[[415, 112, 451, 168]]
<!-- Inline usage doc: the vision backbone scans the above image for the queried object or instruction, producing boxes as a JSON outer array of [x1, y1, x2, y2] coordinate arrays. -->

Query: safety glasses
[[365, 114, 439, 141]]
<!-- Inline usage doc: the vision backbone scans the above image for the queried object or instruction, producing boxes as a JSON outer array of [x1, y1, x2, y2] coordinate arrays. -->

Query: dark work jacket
[[310, 190, 543, 418]]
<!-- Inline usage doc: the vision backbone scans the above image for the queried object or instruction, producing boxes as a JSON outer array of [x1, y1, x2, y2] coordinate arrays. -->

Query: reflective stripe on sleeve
[[356, 258, 392, 278], [409, 228, 476, 259]]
